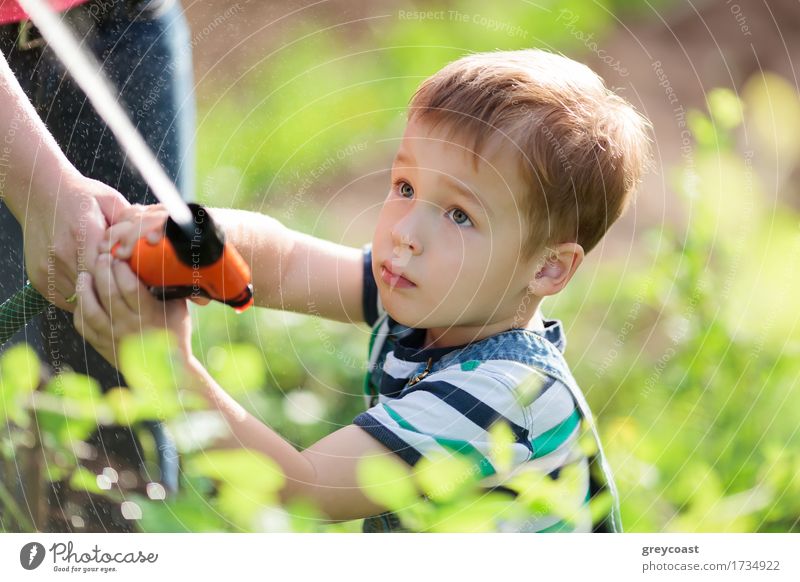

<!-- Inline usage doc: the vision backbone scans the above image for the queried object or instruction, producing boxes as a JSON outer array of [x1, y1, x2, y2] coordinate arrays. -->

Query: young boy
[[74, 49, 651, 533]]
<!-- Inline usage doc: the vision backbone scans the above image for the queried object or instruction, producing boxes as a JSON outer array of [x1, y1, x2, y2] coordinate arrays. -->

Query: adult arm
[[0, 53, 127, 310]]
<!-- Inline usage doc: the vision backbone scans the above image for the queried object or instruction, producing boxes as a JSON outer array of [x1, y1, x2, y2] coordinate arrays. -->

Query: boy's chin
[[383, 307, 416, 327], [384, 307, 451, 331], [382, 302, 429, 329]]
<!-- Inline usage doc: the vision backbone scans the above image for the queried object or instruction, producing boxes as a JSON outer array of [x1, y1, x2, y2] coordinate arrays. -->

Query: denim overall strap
[[522, 331, 623, 533]]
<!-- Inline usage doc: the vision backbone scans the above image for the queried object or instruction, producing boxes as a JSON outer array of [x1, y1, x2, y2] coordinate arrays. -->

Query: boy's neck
[[422, 305, 545, 350]]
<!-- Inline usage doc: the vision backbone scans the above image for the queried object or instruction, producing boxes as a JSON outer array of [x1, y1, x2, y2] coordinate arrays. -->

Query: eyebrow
[[394, 150, 415, 167], [439, 175, 491, 217]]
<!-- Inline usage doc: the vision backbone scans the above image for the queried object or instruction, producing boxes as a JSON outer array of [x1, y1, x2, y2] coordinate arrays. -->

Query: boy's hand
[[99, 203, 170, 260], [73, 252, 192, 365], [98, 203, 211, 306]]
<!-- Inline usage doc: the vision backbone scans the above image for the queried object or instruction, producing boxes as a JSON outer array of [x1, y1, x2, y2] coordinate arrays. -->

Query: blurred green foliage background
[[2, 0, 799, 533]]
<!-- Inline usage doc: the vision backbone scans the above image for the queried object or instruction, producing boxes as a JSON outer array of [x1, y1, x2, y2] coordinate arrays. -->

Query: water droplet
[[70, 515, 85, 528], [120, 501, 142, 520], [146, 482, 166, 500], [102, 467, 119, 483]]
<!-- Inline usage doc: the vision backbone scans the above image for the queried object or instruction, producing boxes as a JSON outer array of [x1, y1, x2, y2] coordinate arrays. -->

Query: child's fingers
[[116, 203, 151, 224], [99, 208, 168, 257], [100, 222, 135, 257]]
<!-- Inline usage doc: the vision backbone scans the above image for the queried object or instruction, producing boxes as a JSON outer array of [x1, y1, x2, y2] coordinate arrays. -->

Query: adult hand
[[73, 253, 192, 366], [21, 173, 129, 312]]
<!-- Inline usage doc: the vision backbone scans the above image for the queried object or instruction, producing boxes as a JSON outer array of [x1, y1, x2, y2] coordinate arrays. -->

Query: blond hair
[[408, 49, 652, 257]]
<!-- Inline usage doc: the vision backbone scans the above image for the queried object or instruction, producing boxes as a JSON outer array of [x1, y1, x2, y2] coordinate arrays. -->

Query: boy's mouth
[[380, 261, 416, 288]]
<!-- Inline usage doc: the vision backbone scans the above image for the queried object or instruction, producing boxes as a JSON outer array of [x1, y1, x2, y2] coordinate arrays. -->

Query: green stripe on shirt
[[530, 408, 581, 458], [381, 403, 496, 477]]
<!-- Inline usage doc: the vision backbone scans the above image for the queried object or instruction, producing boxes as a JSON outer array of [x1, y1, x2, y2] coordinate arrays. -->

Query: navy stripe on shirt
[[362, 245, 380, 327], [353, 412, 423, 466], [379, 372, 411, 398], [402, 380, 533, 454]]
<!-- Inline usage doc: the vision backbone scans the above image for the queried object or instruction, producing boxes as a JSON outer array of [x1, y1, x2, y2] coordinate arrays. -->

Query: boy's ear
[[529, 242, 584, 296]]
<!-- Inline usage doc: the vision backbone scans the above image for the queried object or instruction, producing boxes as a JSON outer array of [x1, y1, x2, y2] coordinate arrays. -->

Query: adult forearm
[[0, 54, 79, 221]]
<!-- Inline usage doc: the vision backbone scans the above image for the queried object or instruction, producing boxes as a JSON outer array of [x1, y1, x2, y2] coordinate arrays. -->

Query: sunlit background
[[2, 0, 799, 533]]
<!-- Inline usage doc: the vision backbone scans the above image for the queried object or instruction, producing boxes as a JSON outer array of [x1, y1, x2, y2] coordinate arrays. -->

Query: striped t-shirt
[[354, 244, 605, 533]]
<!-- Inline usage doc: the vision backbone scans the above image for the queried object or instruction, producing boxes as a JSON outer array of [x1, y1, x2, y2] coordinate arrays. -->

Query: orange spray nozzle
[[112, 203, 254, 311]]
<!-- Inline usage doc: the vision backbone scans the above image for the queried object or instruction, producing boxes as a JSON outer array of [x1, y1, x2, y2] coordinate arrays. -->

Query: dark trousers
[[0, 0, 194, 523]]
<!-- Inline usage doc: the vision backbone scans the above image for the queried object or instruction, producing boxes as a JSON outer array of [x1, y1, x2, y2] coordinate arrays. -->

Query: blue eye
[[397, 181, 414, 198], [447, 208, 473, 227]]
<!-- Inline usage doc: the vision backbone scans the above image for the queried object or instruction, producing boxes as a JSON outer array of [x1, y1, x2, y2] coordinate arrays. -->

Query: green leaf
[[707, 88, 743, 129], [45, 464, 68, 482], [187, 449, 285, 496], [504, 467, 573, 517], [488, 421, 515, 474], [0, 344, 41, 426], [135, 477, 230, 532], [41, 374, 110, 425], [46, 372, 98, 399], [426, 494, 502, 533], [119, 330, 184, 421], [512, 370, 548, 407], [206, 343, 266, 395], [413, 452, 477, 504], [34, 375, 107, 444], [216, 483, 277, 530], [357, 455, 418, 511], [105, 387, 139, 425], [588, 489, 614, 527], [687, 110, 717, 148], [69, 467, 104, 494], [35, 409, 97, 446], [285, 497, 326, 533], [0, 344, 41, 397]]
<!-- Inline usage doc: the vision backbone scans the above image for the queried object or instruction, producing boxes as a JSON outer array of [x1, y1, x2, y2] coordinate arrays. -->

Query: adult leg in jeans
[[0, 0, 193, 530]]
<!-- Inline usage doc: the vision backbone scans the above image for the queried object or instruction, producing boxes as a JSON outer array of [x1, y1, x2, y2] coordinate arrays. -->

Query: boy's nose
[[390, 213, 424, 255], [391, 226, 423, 256]]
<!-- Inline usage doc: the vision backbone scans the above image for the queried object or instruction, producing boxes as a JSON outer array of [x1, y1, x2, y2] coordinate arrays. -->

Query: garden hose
[[0, 282, 49, 345]]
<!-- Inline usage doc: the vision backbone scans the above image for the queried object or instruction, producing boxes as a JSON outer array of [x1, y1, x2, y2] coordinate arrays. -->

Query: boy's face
[[372, 117, 542, 332]]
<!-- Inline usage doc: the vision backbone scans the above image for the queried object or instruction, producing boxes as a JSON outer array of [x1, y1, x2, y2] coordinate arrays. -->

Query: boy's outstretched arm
[[210, 208, 366, 324], [186, 356, 406, 522], [105, 205, 366, 324]]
